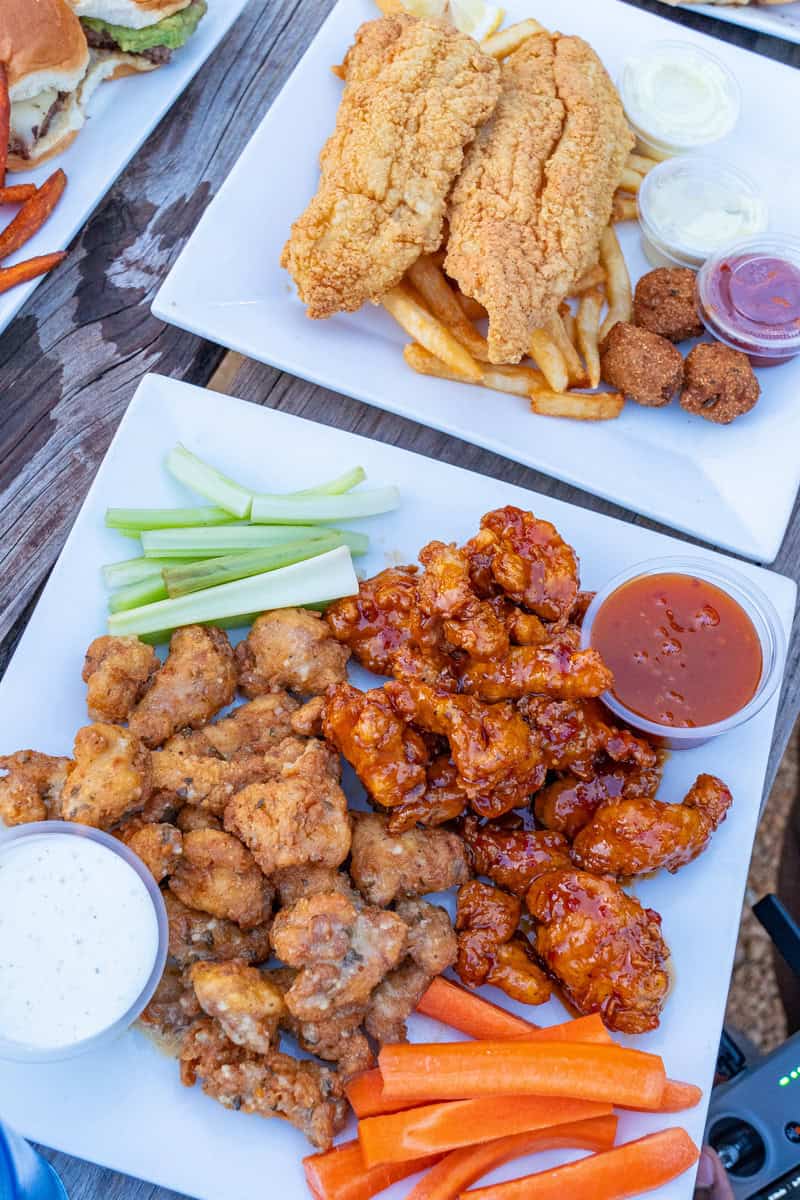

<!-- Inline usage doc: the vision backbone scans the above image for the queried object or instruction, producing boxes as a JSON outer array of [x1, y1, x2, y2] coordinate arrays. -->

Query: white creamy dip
[[0, 832, 159, 1050]]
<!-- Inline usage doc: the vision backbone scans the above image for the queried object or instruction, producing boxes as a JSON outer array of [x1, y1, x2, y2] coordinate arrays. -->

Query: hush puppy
[[600, 322, 684, 408], [680, 343, 760, 425], [633, 268, 704, 343]]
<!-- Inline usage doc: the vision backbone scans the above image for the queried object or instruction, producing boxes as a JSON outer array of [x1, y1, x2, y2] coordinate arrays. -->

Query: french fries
[[569, 264, 606, 296], [627, 153, 659, 176], [577, 289, 604, 390], [598, 224, 633, 340], [383, 284, 483, 382], [0, 185, 37, 205], [559, 302, 577, 349], [404, 343, 545, 397], [0, 252, 67, 295], [0, 169, 67, 262], [530, 389, 624, 421], [407, 255, 489, 361], [480, 19, 546, 58], [546, 311, 588, 388], [528, 328, 569, 393], [618, 166, 644, 195], [457, 292, 488, 322], [612, 194, 639, 223], [0, 66, 9, 185]]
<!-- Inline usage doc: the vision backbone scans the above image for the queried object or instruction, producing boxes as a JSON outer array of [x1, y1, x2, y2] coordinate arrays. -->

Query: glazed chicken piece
[[571, 773, 733, 877], [190, 960, 285, 1054], [457, 637, 613, 703], [164, 892, 273, 968], [116, 820, 183, 882], [82, 635, 159, 723], [176, 805, 223, 833], [527, 869, 671, 1034], [139, 962, 202, 1054], [519, 697, 657, 780], [271, 970, 374, 1078], [224, 740, 351, 876], [387, 755, 468, 833], [323, 682, 430, 811], [273, 864, 360, 908], [62, 723, 151, 829], [270, 892, 407, 1021], [365, 959, 433, 1045], [129, 626, 237, 748], [535, 759, 665, 840], [168, 829, 273, 930], [0, 750, 69, 825], [177, 693, 300, 760], [349, 811, 469, 906], [180, 1017, 347, 1150], [235, 608, 350, 698], [462, 815, 571, 896], [418, 540, 510, 659], [456, 880, 551, 1005], [387, 679, 545, 816]]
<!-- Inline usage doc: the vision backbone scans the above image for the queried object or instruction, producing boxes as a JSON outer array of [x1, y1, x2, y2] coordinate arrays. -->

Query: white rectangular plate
[[673, 2, 800, 45], [0, 0, 250, 337], [153, 0, 800, 565], [0, 374, 795, 1200]]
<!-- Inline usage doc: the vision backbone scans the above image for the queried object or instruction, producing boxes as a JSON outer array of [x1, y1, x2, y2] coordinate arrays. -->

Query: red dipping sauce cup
[[697, 235, 800, 367], [581, 557, 786, 750]]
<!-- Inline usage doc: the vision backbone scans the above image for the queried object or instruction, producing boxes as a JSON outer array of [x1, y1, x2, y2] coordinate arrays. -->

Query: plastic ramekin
[[0, 822, 168, 1063], [637, 157, 768, 270], [580, 556, 786, 750], [620, 40, 741, 161]]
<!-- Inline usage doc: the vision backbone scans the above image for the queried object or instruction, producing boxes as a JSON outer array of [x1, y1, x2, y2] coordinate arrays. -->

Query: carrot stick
[[0, 65, 9, 184], [407, 1115, 618, 1200], [647, 1078, 702, 1113], [359, 1095, 613, 1167], [417, 980, 613, 1046], [0, 169, 66, 262], [0, 185, 37, 205], [378, 1041, 666, 1109], [303, 1138, 440, 1200], [346, 1069, 430, 1119], [0, 252, 66, 294], [464, 1127, 700, 1200]]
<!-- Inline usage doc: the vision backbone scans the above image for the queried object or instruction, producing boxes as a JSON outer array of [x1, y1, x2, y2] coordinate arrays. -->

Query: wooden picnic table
[[0, 0, 796, 1194]]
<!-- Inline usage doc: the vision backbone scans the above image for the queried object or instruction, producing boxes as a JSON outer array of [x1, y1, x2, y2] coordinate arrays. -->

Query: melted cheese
[[10, 90, 60, 149]]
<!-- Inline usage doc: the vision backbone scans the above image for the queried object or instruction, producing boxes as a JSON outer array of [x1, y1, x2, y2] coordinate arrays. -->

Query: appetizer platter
[[667, 0, 800, 45], [0, 0, 249, 337], [153, 0, 800, 564], [0, 373, 794, 1200]]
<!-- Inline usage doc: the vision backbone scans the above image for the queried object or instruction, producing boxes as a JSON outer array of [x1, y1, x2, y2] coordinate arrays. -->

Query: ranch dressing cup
[[0, 823, 167, 1063], [620, 41, 741, 161]]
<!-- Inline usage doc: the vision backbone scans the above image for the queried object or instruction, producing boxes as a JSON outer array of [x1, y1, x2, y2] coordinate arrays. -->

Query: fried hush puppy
[[600, 321, 684, 407], [633, 267, 703, 343], [680, 342, 760, 424]]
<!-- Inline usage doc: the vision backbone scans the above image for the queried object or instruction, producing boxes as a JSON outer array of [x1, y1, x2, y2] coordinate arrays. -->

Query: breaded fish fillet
[[445, 33, 634, 364], [282, 15, 500, 319]]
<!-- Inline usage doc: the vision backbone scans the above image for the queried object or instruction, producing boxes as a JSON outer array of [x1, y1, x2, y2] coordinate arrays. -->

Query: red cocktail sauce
[[590, 573, 762, 728], [700, 252, 800, 366]]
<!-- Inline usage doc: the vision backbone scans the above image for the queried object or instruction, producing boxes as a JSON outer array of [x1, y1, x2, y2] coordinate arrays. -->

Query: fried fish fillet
[[445, 33, 634, 364], [281, 15, 500, 319]]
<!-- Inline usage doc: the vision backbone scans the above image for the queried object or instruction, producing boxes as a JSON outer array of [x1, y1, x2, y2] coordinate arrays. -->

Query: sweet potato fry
[[569, 264, 606, 296], [546, 312, 587, 387], [0, 185, 38, 205], [577, 289, 604, 389], [598, 225, 633, 340], [384, 284, 483, 382], [456, 292, 488, 322], [618, 166, 643, 195], [481, 19, 547, 58], [530, 390, 624, 421], [612, 194, 639, 223], [529, 328, 569, 393], [0, 169, 67, 262], [0, 65, 9, 184], [0, 251, 66, 294], [407, 256, 489, 361]]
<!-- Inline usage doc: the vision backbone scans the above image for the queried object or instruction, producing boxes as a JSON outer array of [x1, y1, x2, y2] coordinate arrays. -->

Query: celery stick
[[141, 525, 368, 559], [290, 466, 366, 497], [107, 546, 358, 638], [108, 577, 168, 613], [163, 535, 343, 597], [166, 445, 253, 518], [102, 557, 185, 589], [250, 487, 400, 525], [106, 506, 237, 532]]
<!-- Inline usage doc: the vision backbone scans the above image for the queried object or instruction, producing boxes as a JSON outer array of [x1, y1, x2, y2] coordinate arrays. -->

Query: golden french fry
[[612, 194, 639, 223], [404, 343, 545, 396], [569, 264, 606, 296], [618, 166, 644, 194], [383, 284, 483, 382], [404, 342, 474, 383], [530, 390, 624, 421], [374, 0, 406, 12], [429, 248, 447, 269], [407, 255, 490, 361], [528, 328, 569, 393], [559, 302, 577, 349], [627, 153, 659, 176], [457, 292, 488, 322], [480, 19, 546, 58], [546, 311, 588, 388], [598, 224, 633, 341], [577, 289, 604, 390]]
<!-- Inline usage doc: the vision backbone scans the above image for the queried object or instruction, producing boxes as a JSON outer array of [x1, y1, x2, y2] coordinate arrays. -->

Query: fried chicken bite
[[349, 811, 469, 906], [82, 635, 159, 724], [180, 1017, 347, 1150], [0, 750, 68, 825], [139, 962, 201, 1053], [457, 637, 612, 703], [270, 892, 407, 1021], [290, 696, 325, 738], [151, 746, 291, 816], [365, 960, 432, 1045], [235, 608, 350, 698], [164, 892, 272, 968], [179, 693, 300, 760], [168, 829, 273, 930], [535, 759, 664, 840], [323, 682, 429, 811], [600, 321, 683, 407], [418, 540, 509, 659], [129, 626, 237, 748], [395, 896, 458, 976], [518, 697, 657, 780], [387, 755, 468, 833], [62, 723, 151, 829], [273, 864, 360, 908], [116, 821, 183, 882], [571, 773, 733, 877], [526, 869, 671, 1033], [462, 815, 571, 896], [680, 342, 760, 424], [455, 880, 551, 1005], [190, 960, 285, 1054], [224, 740, 351, 876], [633, 267, 703, 343], [176, 805, 222, 833]]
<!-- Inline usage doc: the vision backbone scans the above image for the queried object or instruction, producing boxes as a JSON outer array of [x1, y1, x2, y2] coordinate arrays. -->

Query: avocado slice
[[82, 0, 207, 54]]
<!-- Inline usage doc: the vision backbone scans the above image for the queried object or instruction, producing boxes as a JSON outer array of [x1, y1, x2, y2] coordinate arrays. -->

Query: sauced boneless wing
[[235, 609, 350, 698], [281, 15, 500, 318], [534, 759, 664, 840], [571, 773, 733, 877], [129, 626, 237, 748], [418, 540, 510, 659], [82, 635, 159, 723], [457, 638, 612, 703], [62, 724, 151, 829], [164, 892, 272, 968], [462, 815, 571, 896], [387, 755, 468, 833], [349, 811, 469, 906], [519, 697, 657, 779], [0, 750, 68, 825], [456, 880, 551, 1005], [168, 829, 273, 930], [527, 869, 671, 1034], [190, 960, 285, 1054]]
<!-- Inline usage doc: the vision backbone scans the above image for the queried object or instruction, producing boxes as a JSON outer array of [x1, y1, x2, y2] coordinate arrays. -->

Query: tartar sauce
[[0, 832, 159, 1051]]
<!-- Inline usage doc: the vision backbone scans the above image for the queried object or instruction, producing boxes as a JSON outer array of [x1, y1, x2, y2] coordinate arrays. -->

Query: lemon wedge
[[449, 0, 505, 41]]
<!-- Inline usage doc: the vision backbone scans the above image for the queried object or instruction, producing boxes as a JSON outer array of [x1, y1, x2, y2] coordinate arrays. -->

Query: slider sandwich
[[69, 1, 208, 69]]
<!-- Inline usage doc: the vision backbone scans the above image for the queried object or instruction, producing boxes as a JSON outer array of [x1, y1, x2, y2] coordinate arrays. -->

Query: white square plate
[[0, 0, 250, 338], [0, 373, 795, 1200], [672, 2, 800, 45], [153, 0, 800, 565]]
